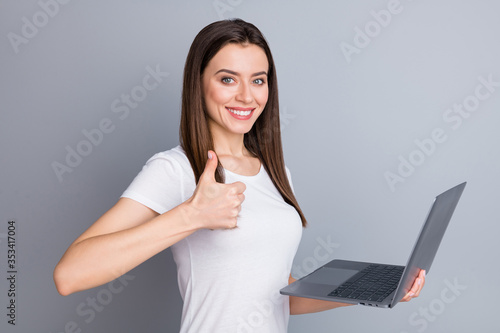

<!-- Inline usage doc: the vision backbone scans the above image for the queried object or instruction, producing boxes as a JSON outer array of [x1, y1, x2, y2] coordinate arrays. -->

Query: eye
[[253, 78, 266, 85], [221, 77, 235, 84]]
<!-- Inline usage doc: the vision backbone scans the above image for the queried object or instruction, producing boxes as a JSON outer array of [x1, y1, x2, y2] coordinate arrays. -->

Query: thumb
[[200, 150, 218, 183]]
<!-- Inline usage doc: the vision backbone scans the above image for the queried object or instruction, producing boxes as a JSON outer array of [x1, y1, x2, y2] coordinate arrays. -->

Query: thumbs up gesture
[[185, 151, 246, 230]]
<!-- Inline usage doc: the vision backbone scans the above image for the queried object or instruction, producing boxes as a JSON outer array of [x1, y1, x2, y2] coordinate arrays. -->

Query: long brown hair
[[180, 19, 307, 227]]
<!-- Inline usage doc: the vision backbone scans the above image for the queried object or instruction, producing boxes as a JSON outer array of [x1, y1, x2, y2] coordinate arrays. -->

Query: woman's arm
[[53, 198, 196, 296], [288, 275, 354, 315], [288, 270, 426, 315], [54, 151, 245, 296]]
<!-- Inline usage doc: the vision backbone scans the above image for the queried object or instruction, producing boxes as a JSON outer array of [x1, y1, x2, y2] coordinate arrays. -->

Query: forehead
[[205, 43, 269, 74]]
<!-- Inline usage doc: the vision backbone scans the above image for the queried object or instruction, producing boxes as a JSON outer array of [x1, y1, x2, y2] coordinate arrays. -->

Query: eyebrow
[[214, 69, 268, 77]]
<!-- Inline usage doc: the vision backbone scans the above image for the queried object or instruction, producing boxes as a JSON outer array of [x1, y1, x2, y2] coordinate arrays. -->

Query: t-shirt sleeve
[[121, 153, 188, 214]]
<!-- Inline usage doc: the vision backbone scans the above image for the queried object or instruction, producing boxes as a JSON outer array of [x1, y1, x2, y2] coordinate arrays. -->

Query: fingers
[[213, 181, 245, 230], [227, 182, 245, 215], [190, 151, 247, 230], [412, 270, 425, 297], [402, 269, 426, 302], [231, 181, 247, 195]]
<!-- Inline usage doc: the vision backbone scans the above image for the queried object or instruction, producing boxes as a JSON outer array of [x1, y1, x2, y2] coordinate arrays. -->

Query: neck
[[209, 122, 248, 157]]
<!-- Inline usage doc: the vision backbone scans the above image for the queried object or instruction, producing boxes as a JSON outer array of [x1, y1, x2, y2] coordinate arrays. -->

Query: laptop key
[[328, 264, 404, 301]]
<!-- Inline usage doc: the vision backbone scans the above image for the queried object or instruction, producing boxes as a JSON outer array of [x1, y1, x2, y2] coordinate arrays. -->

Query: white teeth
[[228, 108, 252, 116]]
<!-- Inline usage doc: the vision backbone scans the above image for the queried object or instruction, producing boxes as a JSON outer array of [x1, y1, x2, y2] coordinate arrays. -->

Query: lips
[[226, 107, 255, 120]]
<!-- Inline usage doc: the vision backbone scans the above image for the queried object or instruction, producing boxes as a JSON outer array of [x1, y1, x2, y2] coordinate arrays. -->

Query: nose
[[236, 82, 253, 104]]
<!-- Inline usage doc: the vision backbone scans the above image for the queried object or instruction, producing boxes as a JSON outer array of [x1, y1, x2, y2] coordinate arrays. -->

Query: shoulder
[[285, 165, 292, 179], [145, 145, 192, 174], [147, 145, 187, 164], [122, 146, 194, 214], [131, 145, 195, 185], [284, 165, 296, 193]]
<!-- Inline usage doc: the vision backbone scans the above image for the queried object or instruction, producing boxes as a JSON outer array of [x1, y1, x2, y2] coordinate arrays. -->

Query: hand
[[185, 150, 246, 230], [401, 269, 426, 302]]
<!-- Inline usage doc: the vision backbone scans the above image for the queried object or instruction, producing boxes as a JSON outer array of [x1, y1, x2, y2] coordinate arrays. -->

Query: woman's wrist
[[176, 200, 204, 232]]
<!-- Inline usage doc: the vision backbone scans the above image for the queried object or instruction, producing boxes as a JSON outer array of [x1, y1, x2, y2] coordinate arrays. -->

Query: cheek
[[206, 85, 234, 107], [256, 87, 269, 107]]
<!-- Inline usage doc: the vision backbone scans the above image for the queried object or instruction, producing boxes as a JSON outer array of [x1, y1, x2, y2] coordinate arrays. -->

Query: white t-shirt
[[121, 146, 303, 333]]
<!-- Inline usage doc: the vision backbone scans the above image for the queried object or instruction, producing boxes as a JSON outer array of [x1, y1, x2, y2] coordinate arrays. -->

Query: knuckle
[[228, 187, 238, 196], [231, 208, 239, 217]]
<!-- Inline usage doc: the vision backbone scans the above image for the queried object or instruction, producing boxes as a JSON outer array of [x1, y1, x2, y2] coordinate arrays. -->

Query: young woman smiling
[[54, 19, 425, 332]]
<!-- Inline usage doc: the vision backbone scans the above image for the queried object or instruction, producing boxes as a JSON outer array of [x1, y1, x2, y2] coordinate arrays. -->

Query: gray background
[[1, 0, 498, 332]]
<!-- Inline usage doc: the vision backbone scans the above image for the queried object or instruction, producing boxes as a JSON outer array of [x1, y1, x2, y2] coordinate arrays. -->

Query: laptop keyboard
[[327, 264, 404, 303]]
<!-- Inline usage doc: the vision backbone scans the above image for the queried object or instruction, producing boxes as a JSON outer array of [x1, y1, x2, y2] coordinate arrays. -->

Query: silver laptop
[[280, 182, 466, 308]]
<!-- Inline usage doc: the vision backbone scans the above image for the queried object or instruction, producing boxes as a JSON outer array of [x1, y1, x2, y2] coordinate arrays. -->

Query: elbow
[[53, 263, 75, 296]]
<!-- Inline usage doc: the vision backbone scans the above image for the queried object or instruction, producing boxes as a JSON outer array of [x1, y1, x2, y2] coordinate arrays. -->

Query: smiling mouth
[[226, 107, 254, 116]]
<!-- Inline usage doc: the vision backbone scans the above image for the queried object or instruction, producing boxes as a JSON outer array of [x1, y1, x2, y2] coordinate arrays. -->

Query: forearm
[[288, 276, 355, 315], [54, 203, 197, 295], [289, 296, 354, 315]]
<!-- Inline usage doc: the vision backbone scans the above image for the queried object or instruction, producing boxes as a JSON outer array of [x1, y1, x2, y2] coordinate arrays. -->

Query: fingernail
[[418, 278, 422, 286], [408, 292, 414, 297], [208, 151, 213, 160]]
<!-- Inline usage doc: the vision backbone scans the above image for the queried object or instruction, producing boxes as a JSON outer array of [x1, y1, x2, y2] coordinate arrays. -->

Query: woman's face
[[202, 43, 269, 137]]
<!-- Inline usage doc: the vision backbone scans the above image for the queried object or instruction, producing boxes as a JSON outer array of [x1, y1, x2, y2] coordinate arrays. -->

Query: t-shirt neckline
[[223, 163, 263, 179]]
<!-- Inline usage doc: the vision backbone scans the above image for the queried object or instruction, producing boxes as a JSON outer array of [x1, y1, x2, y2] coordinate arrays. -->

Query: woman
[[54, 19, 425, 332]]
